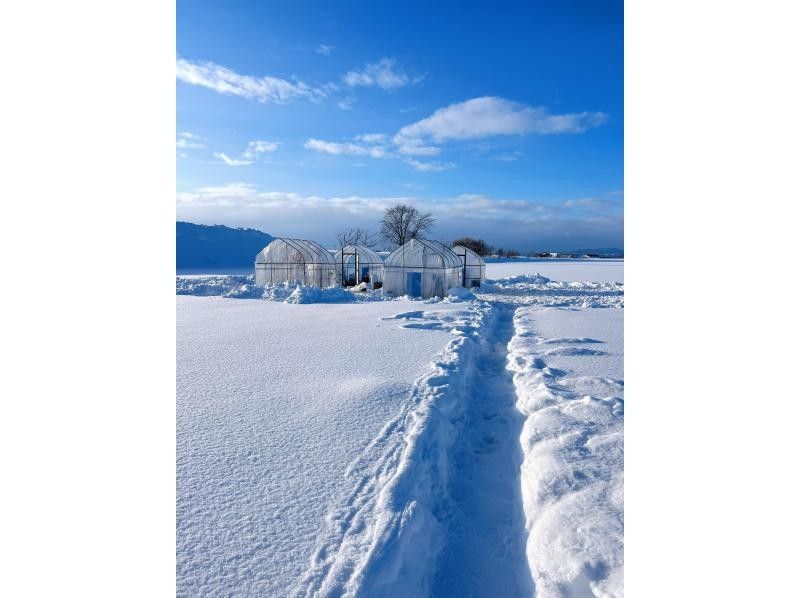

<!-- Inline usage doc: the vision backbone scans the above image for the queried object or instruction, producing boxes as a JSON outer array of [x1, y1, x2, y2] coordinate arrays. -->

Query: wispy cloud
[[214, 140, 281, 166], [303, 96, 606, 171], [393, 96, 608, 152], [355, 133, 388, 144], [176, 184, 623, 250], [343, 58, 419, 90], [404, 158, 454, 172], [304, 139, 391, 159], [176, 131, 205, 149], [214, 152, 252, 166], [315, 44, 335, 55], [305, 136, 447, 171], [177, 56, 420, 107], [395, 140, 441, 156], [242, 140, 280, 159], [176, 58, 324, 104], [336, 97, 356, 110]]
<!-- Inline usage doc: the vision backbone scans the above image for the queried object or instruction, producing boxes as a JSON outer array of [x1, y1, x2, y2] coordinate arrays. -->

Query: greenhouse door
[[406, 272, 421, 296], [361, 266, 370, 282]]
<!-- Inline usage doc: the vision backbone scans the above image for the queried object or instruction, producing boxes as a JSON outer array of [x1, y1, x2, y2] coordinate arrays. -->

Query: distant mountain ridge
[[177, 222, 273, 269]]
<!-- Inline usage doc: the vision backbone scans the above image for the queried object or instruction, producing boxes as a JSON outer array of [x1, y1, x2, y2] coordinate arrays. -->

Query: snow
[[294, 303, 489, 597], [177, 297, 476, 596], [176, 258, 624, 597], [478, 275, 624, 308], [507, 307, 624, 597], [176, 276, 384, 303], [445, 285, 475, 301]]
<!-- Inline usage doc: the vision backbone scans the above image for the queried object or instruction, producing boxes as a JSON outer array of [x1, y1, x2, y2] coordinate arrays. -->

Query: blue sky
[[176, 0, 623, 251]]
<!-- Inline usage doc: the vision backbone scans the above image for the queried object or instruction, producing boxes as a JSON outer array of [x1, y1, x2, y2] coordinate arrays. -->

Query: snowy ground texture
[[177, 259, 623, 597]]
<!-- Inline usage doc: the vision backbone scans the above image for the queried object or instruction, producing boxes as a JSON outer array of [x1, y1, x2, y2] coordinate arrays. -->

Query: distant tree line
[[336, 203, 535, 256]]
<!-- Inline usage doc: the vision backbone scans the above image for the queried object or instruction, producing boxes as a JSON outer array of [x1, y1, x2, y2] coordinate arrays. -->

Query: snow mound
[[493, 273, 552, 285], [444, 285, 476, 302], [285, 284, 357, 304], [507, 307, 624, 597], [478, 274, 624, 308], [176, 276, 385, 304], [176, 275, 254, 296]]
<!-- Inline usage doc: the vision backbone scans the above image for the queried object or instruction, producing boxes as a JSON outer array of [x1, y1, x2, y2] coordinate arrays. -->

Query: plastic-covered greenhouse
[[254, 238, 337, 288], [451, 245, 487, 288], [333, 245, 384, 289], [383, 239, 463, 298]]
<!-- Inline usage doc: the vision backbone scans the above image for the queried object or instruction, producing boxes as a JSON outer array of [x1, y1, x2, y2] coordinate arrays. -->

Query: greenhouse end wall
[[383, 266, 463, 298], [333, 245, 385, 289]]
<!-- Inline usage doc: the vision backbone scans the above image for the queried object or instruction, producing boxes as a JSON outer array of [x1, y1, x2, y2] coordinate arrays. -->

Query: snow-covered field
[[177, 260, 623, 597], [486, 258, 624, 283]]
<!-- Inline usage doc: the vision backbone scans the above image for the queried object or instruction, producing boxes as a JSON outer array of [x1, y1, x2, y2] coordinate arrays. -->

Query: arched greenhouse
[[383, 239, 463, 298], [451, 244, 487, 288], [254, 238, 337, 288], [333, 245, 384, 289]]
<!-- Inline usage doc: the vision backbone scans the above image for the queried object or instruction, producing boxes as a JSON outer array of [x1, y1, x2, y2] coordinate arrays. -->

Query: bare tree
[[451, 237, 491, 256], [335, 227, 379, 248], [379, 204, 435, 248]]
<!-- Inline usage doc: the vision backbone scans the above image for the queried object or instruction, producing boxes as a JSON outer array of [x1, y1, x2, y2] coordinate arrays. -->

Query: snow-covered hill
[[176, 221, 272, 271]]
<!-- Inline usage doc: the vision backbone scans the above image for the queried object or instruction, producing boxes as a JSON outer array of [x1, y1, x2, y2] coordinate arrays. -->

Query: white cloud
[[176, 184, 623, 250], [343, 58, 415, 90], [242, 140, 280, 159], [177, 56, 421, 107], [404, 158, 454, 172], [176, 131, 205, 149], [355, 133, 388, 144], [176, 58, 323, 104], [302, 97, 605, 171], [305, 136, 449, 172], [213, 152, 253, 166], [394, 97, 608, 150], [315, 44, 335, 55], [213, 140, 281, 166], [304, 138, 390, 159], [395, 139, 441, 156]]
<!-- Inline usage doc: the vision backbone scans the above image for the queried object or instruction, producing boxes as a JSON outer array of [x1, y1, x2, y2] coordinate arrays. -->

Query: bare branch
[[379, 204, 436, 248]]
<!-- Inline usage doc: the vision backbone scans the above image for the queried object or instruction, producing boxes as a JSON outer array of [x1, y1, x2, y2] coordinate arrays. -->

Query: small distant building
[[383, 239, 463, 298], [451, 245, 487, 288], [254, 238, 336, 288], [334, 245, 384, 289]]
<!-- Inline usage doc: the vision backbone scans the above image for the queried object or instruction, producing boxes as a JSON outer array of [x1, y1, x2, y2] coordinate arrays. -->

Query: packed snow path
[[431, 304, 533, 596]]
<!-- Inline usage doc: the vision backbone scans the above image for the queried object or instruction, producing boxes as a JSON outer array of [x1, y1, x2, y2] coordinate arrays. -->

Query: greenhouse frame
[[254, 238, 337, 288], [383, 238, 463, 298], [334, 245, 384, 289], [452, 244, 487, 288]]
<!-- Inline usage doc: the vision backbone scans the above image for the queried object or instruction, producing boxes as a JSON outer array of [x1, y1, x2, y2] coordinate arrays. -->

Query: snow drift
[[507, 307, 624, 598], [176, 276, 384, 303], [479, 274, 624, 308]]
